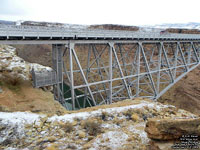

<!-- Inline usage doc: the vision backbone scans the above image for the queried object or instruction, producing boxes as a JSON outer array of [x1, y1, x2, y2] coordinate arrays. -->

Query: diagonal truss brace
[[71, 44, 97, 106], [139, 42, 157, 98], [111, 43, 132, 99], [161, 42, 174, 83]]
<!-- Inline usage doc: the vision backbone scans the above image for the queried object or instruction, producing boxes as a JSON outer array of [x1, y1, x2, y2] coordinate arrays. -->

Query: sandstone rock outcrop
[[145, 118, 200, 140]]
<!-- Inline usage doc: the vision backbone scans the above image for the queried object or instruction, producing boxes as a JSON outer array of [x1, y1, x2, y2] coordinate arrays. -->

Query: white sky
[[0, 0, 200, 26]]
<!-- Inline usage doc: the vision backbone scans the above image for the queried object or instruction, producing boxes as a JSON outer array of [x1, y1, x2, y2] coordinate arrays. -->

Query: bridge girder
[[47, 40, 200, 110]]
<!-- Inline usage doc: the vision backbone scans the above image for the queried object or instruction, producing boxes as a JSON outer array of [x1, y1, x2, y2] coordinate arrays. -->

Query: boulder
[[145, 118, 200, 140]]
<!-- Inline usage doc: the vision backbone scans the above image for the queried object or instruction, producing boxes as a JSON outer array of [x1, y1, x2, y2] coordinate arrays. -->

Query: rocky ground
[[0, 99, 199, 150]]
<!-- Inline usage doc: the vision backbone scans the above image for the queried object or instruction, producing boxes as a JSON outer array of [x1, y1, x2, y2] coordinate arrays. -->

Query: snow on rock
[[0, 45, 52, 80], [128, 122, 149, 144], [4, 148, 18, 150], [90, 131, 129, 150], [0, 112, 43, 125], [0, 112, 44, 146], [142, 22, 200, 30], [101, 123, 120, 129], [0, 99, 198, 149], [48, 100, 158, 123], [29, 63, 52, 72]]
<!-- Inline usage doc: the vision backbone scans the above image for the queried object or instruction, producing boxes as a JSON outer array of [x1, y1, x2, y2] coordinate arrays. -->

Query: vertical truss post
[[156, 43, 162, 94], [136, 43, 140, 97], [69, 42, 75, 110], [108, 42, 113, 104], [173, 43, 179, 78], [52, 44, 64, 103], [139, 42, 157, 98]]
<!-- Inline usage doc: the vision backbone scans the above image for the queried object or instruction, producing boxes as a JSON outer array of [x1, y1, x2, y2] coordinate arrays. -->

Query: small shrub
[[123, 109, 134, 119], [74, 117, 81, 122], [113, 117, 123, 126], [67, 144, 77, 149], [61, 122, 73, 133], [4, 73, 22, 86], [83, 119, 102, 136], [131, 113, 140, 122], [0, 72, 23, 92], [101, 111, 109, 121], [0, 106, 10, 112]]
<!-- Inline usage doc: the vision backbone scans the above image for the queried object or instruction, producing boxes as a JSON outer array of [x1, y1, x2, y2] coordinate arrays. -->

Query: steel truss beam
[[51, 40, 200, 110]]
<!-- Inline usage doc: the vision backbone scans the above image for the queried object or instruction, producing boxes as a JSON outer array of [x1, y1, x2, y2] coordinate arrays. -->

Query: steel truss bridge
[[0, 25, 200, 110]]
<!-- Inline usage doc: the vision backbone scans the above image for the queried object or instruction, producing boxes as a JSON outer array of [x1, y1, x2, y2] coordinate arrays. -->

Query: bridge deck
[[0, 25, 200, 45]]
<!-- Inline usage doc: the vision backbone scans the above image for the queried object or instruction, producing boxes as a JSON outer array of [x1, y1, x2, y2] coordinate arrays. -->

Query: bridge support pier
[[52, 44, 64, 105]]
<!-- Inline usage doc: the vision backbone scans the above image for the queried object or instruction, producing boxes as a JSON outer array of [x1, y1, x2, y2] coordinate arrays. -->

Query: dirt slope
[[13, 44, 52, 67], [158, 66, 200, 115], [0, 82, 67, 115]]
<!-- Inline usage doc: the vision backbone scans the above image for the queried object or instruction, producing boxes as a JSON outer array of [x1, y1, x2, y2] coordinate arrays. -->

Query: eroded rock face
[[0, 45, 52, 80], [145, 118, 200, 140]]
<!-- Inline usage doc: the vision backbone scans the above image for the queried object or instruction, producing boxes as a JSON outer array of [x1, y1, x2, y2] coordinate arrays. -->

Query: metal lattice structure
[[31, 69, 57, 88], [0, 25, 200, 110], [55, 41, 200, 110]]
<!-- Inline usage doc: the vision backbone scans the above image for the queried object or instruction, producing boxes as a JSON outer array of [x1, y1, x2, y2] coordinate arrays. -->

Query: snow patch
[[142, 22, 200, 30], [102, 123, 120, 129], [90, 131, 128, 150], [0, 112, 44, 145], [48, 101, 157, 122], [128, 122, 150, 144], [29, 63, 52, 72], [0, 112, 43, 126]]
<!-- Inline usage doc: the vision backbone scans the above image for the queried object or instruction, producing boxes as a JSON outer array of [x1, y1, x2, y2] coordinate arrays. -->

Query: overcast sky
[[0, 0, 200, 26]]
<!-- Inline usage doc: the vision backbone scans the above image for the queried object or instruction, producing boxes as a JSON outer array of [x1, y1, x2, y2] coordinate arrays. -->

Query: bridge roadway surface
[[0, 25, 200, 45]]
